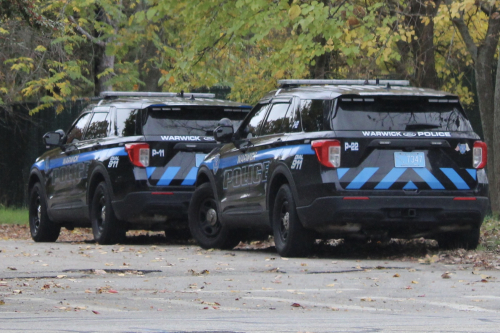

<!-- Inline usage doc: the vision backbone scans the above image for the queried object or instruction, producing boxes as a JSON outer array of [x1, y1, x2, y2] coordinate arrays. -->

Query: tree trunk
[[493, 54, 500, 214], [476, 55, 497, 213], [409, 0, 440, 89], [95, 44, 115, 94]]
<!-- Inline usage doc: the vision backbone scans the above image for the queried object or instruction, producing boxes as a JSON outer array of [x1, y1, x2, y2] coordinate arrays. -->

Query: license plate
[[195, 154, 207, 167], [394, 152, 425, 168]]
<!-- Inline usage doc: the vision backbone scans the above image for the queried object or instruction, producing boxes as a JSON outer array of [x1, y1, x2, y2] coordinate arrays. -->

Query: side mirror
[[213, 125, 234, 143], [43, 130, 64, 148]]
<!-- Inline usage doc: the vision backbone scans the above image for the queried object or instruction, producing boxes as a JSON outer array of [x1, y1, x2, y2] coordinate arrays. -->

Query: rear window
[[117, 106, 249, 137], [331, 97, 473, 132]]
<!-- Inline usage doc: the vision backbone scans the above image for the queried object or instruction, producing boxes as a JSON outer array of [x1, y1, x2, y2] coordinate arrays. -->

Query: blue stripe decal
[[413, 168, 445, 190], [466, 169, 477, 181], [337, 168, 349, 180], [403, 181, 418, 190], [146, 167, 156, 179], [47, 147, 127, 169], [375, 168, 407, 190], [211, 144, 315, 170], [157, 167, 180, 186], [346, 167, 378, 189], [181, 167, 198, 186], [440, 168, 469, 190]]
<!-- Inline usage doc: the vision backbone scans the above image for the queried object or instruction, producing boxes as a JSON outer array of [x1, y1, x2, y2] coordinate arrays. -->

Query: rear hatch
[[329, 96, 483, 192], [138, 102, 250, 188]]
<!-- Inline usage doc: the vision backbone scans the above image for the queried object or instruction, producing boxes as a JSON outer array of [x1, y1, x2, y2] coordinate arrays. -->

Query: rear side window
[[299, 100, 327, 132], [332, 98, 473, 132], [141, 106, 248, 136], [116, 108, 140, 137]]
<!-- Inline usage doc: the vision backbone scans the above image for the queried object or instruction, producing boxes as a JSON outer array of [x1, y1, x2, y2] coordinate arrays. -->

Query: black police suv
[[28, 91, 251, 244], [189, 79, 489, 257]]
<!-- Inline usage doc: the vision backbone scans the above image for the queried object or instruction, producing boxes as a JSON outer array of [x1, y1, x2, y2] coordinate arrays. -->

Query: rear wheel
[[91, 182, 125, 245], [29, 182, 60, 242], [189, 183, 240, 250], [437, 227, 480, 250], [272, 184, 314, 257]]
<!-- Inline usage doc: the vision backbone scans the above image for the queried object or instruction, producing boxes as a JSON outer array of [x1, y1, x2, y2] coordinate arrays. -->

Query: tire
[[188, 183, 240, 250], [437, 227, 480, 250], [29, 182, 61, 242], [91, 182, 125, 245], [272, 184, 314, 257]]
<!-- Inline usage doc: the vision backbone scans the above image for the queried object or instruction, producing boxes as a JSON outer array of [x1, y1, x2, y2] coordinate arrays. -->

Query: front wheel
[[272, 184, 314, 257], [91, 182, 125, 245], [29, 182, 60, 242], [188, 183, 240, 250]]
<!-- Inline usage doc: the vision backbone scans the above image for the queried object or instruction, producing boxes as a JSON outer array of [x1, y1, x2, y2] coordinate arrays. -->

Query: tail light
[[125, 143, 150, 167], [311, 140, 341, 168], [473, 141, 487, 169]]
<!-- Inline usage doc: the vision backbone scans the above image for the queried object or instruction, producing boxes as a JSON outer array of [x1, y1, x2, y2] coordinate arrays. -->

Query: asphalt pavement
[[1, 239, 500, 332]]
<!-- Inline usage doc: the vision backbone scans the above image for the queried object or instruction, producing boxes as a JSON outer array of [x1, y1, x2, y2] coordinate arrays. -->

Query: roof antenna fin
[[180, 90, 184, 98], [376, 78, 380, 85], [386, 83, 391, 89], [363, 79, 369, 85], [190, 94, 195, 100]]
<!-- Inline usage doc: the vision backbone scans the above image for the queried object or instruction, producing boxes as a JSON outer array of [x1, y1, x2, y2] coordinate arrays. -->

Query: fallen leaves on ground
[[1, 224, 499, 270]]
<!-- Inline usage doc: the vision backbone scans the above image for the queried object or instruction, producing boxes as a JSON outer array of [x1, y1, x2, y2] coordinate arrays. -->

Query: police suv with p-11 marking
[[189, 79, 489, 257], [28, 91, 251, 244]]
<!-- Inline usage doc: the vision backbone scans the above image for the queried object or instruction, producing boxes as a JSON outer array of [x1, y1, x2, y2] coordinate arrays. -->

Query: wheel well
[[28, 174, 40, 193], [88, 172, 106, 210], [268, 173, 289, 220], [196, 172, 210, 187]]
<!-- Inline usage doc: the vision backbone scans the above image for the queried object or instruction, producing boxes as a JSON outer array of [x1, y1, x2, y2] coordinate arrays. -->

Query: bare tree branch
[[68, 15, 106, 48]]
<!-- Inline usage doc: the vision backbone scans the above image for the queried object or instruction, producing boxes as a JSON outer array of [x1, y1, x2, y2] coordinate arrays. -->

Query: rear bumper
[[112, 191, 192, 224], [296, 196, 489, 236]]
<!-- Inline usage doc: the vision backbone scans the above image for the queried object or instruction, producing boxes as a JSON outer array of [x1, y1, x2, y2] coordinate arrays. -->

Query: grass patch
[[479, 215, 500, 251], [0, 207, 29, 225]]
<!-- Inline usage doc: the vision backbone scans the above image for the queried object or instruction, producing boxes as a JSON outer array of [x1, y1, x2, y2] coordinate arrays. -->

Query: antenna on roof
[[386, 83, 391, 89], [376, 78, 380, 85], [363, 79, 369, 85], [190, 94, 195, 100]]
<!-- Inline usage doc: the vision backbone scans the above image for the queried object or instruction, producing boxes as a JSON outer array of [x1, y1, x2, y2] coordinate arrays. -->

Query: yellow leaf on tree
[[289, 4, 301, 20]]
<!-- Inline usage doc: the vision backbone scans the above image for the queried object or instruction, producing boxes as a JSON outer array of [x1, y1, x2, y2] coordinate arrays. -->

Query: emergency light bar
[[278, 79, 411, 88], [100, 91, 216, 99]]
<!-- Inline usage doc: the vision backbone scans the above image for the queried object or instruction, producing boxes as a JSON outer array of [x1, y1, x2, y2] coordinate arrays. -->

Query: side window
[[260, 103, 290, 136], [85, 112, 110, 140], [66, 113, 92, 144], [116, 109, 139, 137], [282, 104, 301, 133], [240, 104, 270, 138], [300, 99, 324, 132]]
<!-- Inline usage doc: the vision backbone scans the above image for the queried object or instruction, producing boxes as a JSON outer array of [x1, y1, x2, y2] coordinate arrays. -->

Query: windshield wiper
[[405, 123, 441, 130]]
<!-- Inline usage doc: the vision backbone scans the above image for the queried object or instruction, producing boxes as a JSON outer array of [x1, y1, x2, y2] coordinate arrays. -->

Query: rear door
[[328, 96, 480, 193]]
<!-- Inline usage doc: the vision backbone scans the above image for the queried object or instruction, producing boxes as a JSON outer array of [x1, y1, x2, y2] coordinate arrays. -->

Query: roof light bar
[[100, 91, 216, 99], [278, 79, 410, 87]]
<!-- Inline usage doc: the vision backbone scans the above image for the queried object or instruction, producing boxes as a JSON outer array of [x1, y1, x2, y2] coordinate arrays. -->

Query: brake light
[[473, 141, 487, 169], [125, 143, 150, 167], [311, 140, 341, 168]]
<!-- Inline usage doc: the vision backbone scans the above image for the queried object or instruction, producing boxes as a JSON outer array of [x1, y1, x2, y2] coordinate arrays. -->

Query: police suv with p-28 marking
[[188, 79, 489, 257]]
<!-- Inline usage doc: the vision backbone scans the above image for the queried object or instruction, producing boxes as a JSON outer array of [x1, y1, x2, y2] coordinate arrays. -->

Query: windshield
[[331, 98, 473, 132], [141, 106, 249, 136]]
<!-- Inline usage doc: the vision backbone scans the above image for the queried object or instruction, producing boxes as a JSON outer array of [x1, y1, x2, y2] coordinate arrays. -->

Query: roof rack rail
[[99, 91, 216, 99], [278, 79, 410, 88]]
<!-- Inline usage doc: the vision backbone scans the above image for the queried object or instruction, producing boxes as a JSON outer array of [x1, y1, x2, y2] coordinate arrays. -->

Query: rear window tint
[[141, 106, 248, 136], [332, 98, 473, 132]]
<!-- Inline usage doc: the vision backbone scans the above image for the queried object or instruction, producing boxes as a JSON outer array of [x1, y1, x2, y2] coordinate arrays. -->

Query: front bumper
[[296, 195, 489, 236], [112, 191, 192, 224]]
